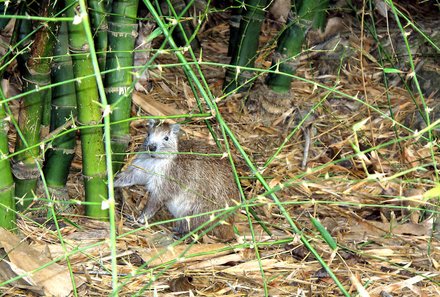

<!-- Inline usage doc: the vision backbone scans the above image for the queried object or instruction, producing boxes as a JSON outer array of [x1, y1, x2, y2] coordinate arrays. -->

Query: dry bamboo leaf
[[136, 243, 233, 267], [157, 81, 177, 96], [402, 147, 420, 166], [369, 273, 438, 296], [0, 257, 45, 295], [268, 175, 283, 188], [133, 91, 183, 118], [350, 273, 370, 297], [182, 82, 195, 109], [132, 91, 209, 140], [0, 228, 83, 297], [349, 218, 432, 237], [363, 248, 395, 257], [222, 259, 279, 274], [65, 228, 110, 241], [187, 253, 243, 270]]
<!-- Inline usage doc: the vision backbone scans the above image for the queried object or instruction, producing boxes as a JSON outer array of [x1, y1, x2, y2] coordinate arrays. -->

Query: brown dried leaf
[[349, 218, 432, 237], [136, 243, 232, 267], [0, 228, 82, 297]]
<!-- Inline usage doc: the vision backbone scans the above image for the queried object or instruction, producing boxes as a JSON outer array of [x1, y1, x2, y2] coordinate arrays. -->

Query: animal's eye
[[164, 136, 169, 141]]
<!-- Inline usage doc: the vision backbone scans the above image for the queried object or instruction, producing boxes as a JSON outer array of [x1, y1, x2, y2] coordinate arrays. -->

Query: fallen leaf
[[0, 228, 83, 297]]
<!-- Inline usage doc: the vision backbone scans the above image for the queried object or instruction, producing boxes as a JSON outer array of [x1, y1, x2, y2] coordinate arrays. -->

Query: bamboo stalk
[[105, 0, 139, 172], [223, 0, 268, 93], [65, 0, 108, 219], [0, 93, 15, 230], [266, 0, 329, 93], [13, 0, 59, 209], [161, 0, 201, 51], [0, 2, 26, 229], [89, 0, 110, 71], [227, 0, 243, 57], [43, 21, 78, 203]]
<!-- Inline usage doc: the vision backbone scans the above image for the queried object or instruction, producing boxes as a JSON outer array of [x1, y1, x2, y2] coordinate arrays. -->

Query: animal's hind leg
[[173, 219, 191, 236], [137, 198, 162, 224]]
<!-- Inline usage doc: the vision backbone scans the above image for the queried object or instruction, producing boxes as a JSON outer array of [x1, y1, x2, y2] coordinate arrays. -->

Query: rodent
[[114, 119, 238, 241]]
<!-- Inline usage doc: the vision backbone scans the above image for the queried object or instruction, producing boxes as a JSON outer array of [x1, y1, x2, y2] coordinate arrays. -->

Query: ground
[[1, 1, 439, 296]]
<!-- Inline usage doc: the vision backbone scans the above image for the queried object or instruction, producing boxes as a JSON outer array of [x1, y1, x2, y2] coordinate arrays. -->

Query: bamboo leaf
[[422, 184, 440, 201], [310, 215, 338, 250], [383, 67, 403, 74]]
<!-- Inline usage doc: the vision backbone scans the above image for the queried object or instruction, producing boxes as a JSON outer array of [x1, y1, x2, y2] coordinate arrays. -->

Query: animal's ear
[[147, 119, 156, 129], [170, 124, 180, 134]]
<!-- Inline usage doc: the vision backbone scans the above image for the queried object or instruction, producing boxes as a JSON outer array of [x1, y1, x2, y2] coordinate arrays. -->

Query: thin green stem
[[77, 0, 118, 293]]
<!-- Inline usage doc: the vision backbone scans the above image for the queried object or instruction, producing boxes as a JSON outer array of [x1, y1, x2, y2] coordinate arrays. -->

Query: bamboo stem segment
[[43, 21, 78, 205], [224, 0, 268, 93], [65, 0, 109, 219], [13, 0, 58, 209], [0, 94, 15, 230], [266, 0, 329, 93], [105, 0, 139, 172]]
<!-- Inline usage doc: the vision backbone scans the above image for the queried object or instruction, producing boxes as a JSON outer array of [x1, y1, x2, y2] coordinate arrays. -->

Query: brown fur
[[114, 120, 238, 241]]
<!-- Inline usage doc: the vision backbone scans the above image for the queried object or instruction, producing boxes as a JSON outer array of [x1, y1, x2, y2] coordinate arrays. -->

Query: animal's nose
[[148, 144, 157, 152]]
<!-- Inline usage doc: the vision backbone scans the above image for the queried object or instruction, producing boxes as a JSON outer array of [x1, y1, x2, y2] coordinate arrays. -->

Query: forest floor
[[2, 2, 440, 297]]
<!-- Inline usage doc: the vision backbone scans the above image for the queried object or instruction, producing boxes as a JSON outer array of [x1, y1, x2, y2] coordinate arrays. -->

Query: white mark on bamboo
[[119, 87, 128, 95], [73, 14, 82, 25], [131, 29, 137, 38], [103, 104, 111, 117], [101, 199, 110, 210]]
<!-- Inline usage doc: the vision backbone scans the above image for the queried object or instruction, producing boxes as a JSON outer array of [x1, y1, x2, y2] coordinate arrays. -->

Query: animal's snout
[[148, 144, 157, 152]]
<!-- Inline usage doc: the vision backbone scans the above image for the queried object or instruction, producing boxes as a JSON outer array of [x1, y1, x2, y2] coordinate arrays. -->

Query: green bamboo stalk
[[265, 0, 329, 92], [0, 2, 27, 229], [65, 0, 108, 219], [43, 21, 78, 201], [227, 0, 243, 56], [89, 0, 110, 71], [161, 0, 200, 50], [40, 90, 52, 138], [105, 0, 139, 172], [16, 3, 33, 66], [0, 93, 15, 230], [76, 0, 120, 290], [13, 0, 59, 209], [223, 0, 268, 93]]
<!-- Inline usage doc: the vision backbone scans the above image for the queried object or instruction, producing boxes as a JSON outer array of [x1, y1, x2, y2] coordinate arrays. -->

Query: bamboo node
[[11, 160, 41, 179]]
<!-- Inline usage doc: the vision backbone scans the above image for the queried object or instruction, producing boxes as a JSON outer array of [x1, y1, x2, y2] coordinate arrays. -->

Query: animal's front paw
[[136, 214, 147, 224]]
